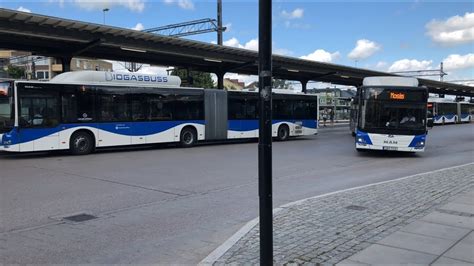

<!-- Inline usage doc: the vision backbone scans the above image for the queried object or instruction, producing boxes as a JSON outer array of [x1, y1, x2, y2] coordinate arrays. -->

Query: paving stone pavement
[[212, 164, 474, 265]]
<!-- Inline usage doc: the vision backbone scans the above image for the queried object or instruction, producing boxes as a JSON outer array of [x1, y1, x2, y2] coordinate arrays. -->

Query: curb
[[199, 162, 474, 265]]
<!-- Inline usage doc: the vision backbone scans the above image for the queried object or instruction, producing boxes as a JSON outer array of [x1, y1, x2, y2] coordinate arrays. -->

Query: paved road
[[1, 124, 473, 263]]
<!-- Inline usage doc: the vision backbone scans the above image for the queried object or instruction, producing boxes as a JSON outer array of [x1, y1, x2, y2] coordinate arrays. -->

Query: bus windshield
[[0, 82, 14, 133], [359, 87, 427, 135]]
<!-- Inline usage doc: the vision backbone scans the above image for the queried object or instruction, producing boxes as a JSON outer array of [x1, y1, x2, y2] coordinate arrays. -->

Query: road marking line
[[199, 162, 474, 265]]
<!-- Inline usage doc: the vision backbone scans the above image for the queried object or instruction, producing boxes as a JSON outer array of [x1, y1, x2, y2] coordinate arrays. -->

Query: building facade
[[0, 50, 113, 80]]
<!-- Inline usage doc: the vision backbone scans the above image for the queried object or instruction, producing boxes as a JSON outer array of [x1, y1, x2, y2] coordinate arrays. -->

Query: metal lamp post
[[103, 8, 109, 25]]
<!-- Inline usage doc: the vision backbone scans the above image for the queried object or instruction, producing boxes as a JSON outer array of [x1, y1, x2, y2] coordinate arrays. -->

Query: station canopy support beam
[[301, 79, 308, 94], [61, 56, 72, 72], [216, 71, 224, 90]]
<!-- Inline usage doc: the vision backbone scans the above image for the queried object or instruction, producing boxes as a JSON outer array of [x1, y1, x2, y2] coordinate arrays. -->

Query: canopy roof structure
[[0, 8, 472, 96]]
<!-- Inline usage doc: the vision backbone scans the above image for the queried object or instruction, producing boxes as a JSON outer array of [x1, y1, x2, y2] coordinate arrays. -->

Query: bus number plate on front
[[383, 146, 398, 151]]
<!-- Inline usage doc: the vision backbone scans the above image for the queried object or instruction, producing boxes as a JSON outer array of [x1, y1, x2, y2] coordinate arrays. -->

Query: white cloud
[[442, 54, 474, 71], [223, 37, 241, 48], [17, 6, 31, 13], [300, 49, 341, 63], [222, 37, 292, 55], [70, 0, 145, 12], [137, 65, 169, 75], [426, 12, 474, 45], [274, 48, 293, 56], [223, 37, 258, 50], [223, 23, 232, 32], [375, 61, 388, 70], [281, 8, 304, 19], [348, 39, 381, 60], [388, 59, 433, 72], [163, 0, 194, 10], [131, 23, 144, 31], [284, 21, 311, 30], [244, 39, 258, 51]]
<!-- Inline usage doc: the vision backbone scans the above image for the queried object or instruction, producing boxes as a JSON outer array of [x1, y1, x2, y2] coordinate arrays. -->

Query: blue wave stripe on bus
[[355, 130, 373, 145], [408, 134, 426, 148], [5, 121, 205, 144], [228, 119, 317, 131], [460, 114, 470, 119], [443, 114, 456, 119]]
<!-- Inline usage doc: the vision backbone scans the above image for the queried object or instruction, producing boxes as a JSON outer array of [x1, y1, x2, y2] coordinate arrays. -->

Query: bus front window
[[0, 82, 13, 133], [361, 101, 426, 134]]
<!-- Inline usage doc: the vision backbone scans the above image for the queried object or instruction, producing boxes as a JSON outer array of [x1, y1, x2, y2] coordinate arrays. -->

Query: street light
[[103, 8, 109, 24]]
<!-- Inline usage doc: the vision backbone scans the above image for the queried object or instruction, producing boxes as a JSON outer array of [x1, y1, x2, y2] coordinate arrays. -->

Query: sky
[[2, 0, 473, 88]]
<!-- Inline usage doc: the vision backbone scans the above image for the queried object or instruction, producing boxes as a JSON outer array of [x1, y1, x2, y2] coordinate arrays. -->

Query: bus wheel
[[277, 125, 289, 141], [70, 131, 94, 155], [180, 127, 197, 147]]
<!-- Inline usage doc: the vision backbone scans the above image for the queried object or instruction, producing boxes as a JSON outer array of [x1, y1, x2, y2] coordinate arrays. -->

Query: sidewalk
[[203, 163, 474, 265], [338, 189, 474, 265]]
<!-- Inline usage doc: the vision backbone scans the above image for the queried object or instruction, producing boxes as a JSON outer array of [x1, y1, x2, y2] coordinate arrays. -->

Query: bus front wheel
[[70, 131, 95, 155], [277, 125, 290, 141], [180, 127, 197, 147]]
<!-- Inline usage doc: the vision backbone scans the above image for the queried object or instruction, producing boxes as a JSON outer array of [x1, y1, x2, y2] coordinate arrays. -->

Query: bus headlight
[[357, 137, 367, 145], [415, 141, 425, 147]]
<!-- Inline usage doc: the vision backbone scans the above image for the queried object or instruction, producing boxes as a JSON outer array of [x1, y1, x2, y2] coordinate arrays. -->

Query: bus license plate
[[383, 146, 398, 151]]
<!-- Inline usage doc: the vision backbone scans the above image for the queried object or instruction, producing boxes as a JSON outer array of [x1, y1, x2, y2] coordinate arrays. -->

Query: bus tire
[[180, 126, 197, 147], [70, 131, 95, 155], [277, 124, 290, 141]]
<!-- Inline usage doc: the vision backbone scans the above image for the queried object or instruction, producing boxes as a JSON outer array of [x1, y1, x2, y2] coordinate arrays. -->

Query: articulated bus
[[427, 98, 474, 124], [350, 76, 430, 152], [0, 71, 318, 155]]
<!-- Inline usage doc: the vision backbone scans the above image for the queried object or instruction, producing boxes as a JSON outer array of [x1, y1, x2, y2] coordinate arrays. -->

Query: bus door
[[18, 86, 60, 151], [96, 87, 132, 147]]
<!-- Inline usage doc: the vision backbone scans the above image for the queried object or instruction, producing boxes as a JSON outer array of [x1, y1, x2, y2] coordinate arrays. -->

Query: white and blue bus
[[350, 76, 430, 152], [427, 98, 474, 124], [0, 71, 318, 155]]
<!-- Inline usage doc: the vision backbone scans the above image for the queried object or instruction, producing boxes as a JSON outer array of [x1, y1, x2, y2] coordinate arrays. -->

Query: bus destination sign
[[390, 92, 405, 100]]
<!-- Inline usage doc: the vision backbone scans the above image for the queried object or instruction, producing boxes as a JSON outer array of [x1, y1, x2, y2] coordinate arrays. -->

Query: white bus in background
[[350, 76, 431, 152], [428, 98, 474, 124], [0, 71, 318, 155]]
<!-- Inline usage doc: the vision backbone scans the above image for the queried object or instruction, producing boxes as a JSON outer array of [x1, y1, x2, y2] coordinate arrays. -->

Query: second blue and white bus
[[0, 71, 318, 155], [427, 98, 474, 124], [350, 76, 430, 152]]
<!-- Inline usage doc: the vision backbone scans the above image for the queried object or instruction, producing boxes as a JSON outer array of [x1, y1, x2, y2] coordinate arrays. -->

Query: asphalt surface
[[1, 123, 473, 264]]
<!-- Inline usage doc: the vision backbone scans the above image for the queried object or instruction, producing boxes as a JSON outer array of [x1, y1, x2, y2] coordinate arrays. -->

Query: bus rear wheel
[[70, 131, 94, 155], [180, 127, 197, 147], [277, 125, 290, 141]]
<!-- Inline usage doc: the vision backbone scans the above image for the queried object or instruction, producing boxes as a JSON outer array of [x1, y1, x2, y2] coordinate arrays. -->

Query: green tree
[[171, 69, 214, 88], [6, 65, 25, 79]]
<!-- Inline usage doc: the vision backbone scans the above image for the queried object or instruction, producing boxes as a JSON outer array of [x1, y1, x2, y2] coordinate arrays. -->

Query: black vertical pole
[[217, 0, 223, 45], [258, 0, 273, 264]]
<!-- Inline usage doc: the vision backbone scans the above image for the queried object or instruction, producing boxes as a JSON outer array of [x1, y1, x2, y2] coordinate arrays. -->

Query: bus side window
[[20, 89, 59, 128], [149, 94, 173, 121], [228, 96, 246, 120]]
